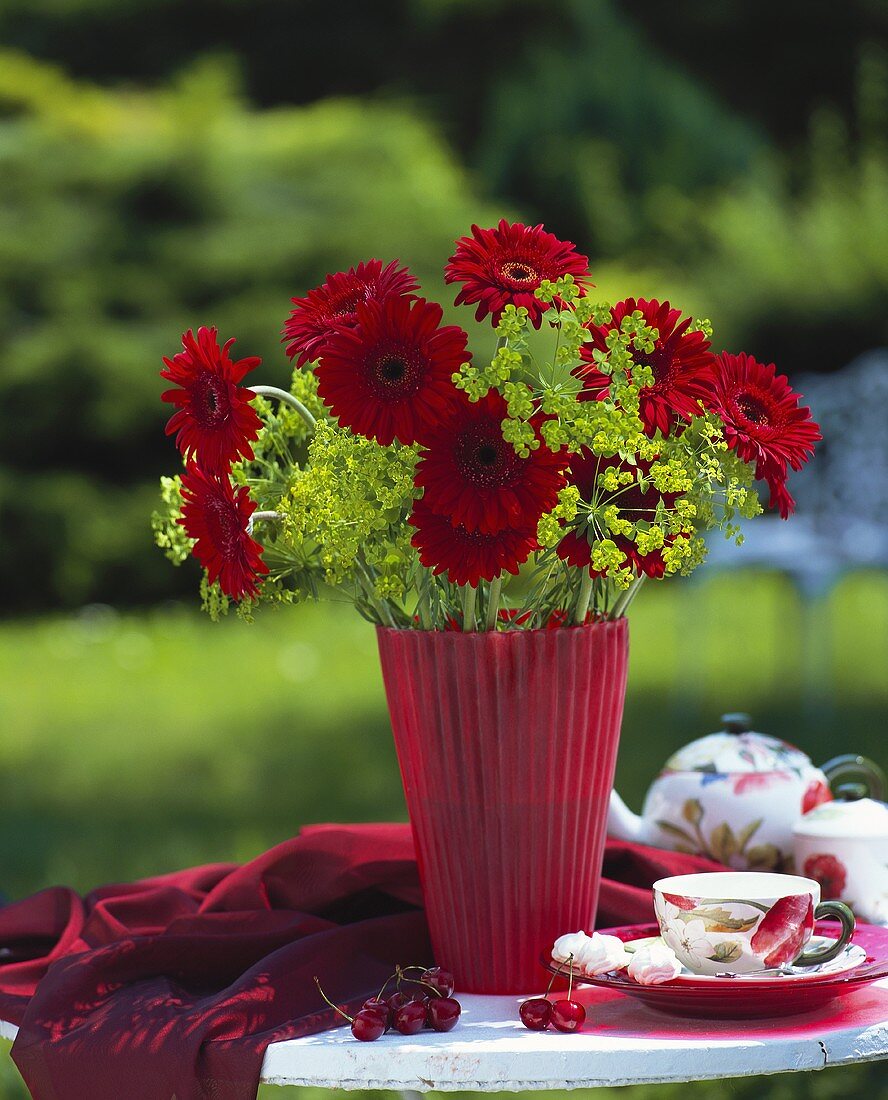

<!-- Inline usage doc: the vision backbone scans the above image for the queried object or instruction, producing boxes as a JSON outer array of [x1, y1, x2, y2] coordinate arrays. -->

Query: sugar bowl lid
[[794, 758, 888, 839], [663, 713, 812, 775]]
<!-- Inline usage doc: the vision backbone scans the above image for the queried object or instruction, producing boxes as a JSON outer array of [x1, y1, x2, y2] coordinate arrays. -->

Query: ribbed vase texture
[[377, 620, 629, 993]]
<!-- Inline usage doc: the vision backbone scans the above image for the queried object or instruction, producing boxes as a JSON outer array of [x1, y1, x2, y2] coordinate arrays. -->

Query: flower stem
[[417, 572, 433, 631], [462, 584, 477, 632], [610, 573, 646, 619], [246, 510, 282, 536], [574, 570, 594, 625], [251, 385, 316, 429], [485, 575, 502, 631]]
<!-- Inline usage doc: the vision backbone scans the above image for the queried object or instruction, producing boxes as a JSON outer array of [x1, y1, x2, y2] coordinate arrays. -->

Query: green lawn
[[0, 570, 886, 1098]]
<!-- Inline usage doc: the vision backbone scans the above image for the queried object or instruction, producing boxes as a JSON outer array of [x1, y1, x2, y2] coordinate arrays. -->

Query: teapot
[[607, 713, 883, 871]]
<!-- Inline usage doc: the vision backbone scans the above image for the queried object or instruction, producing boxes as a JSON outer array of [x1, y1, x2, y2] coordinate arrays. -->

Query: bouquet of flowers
[[153, 220, 820, 631]]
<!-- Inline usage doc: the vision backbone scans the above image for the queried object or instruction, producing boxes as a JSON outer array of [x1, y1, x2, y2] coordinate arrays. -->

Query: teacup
[[653, 871, 855, 977]]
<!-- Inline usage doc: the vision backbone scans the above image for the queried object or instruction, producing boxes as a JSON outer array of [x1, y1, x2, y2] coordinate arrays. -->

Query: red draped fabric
[[0, 824, 720, 1099]]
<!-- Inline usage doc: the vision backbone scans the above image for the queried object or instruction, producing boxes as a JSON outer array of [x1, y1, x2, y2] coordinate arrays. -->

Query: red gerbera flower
[[178, 465, 269, 601], [316, 296, 468, 447], [161, 327, 263, 474], [444, 219, 591, 328], [707, 352, 821, 519], [414, 390, 567, 535], [283, 259, 419, 367], [556, 450, 679, 578], [577, 298, 716, 436], [409, 497, 537, 588]]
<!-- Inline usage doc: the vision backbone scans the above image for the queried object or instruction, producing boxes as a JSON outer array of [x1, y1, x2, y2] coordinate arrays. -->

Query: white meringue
[[552, 931, 590, 963], [627, 941, 682, 986], [552, 931, 631, 976]]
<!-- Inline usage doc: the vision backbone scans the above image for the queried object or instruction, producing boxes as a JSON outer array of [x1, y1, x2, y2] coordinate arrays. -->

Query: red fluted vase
[[377, 620, 629, 993]]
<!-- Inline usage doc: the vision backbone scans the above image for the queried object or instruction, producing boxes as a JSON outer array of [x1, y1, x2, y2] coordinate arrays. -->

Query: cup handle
[[794, 901, 856, 967]]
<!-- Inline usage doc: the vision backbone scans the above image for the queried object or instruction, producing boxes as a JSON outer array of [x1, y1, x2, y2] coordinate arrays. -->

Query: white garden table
[[6, 980, 887, 1091]]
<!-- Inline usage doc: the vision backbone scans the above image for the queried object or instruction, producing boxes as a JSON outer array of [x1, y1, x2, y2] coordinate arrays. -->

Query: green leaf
[[656, 821, 696, 844], [736, 818, 763, 853], [677, 906, 759, 933], [708, 941, 743, 963], [682, 798, 704, 826], [746, 843, 782, 870], [708, 822, 737, 863]]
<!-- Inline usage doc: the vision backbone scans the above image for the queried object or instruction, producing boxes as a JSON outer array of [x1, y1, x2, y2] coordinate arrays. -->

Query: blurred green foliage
[[0, 2, 886, 611], [0, 52, 499, 610]]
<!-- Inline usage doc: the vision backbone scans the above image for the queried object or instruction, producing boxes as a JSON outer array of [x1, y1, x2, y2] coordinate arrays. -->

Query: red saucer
[[542, 921, 888, 1019]]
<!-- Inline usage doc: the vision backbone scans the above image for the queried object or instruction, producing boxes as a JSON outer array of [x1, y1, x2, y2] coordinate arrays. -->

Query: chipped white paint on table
[[3, 982, 888, 1090]]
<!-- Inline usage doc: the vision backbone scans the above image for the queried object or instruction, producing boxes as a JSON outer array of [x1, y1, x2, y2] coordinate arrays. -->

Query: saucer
[[542, 921, 888, 1018]]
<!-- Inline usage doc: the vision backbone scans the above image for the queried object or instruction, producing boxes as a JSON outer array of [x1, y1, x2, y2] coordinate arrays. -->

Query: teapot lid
[[794, 791, 888, 839], [663, 713, 812, 775]]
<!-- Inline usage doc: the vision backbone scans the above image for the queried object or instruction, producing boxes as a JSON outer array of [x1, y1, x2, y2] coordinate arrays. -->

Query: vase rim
[[376, 619, 627, 638]]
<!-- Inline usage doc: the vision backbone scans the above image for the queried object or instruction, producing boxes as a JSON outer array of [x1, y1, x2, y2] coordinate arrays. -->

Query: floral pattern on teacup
[[655, 891, 816, 973], [749, 894, 815, 966]]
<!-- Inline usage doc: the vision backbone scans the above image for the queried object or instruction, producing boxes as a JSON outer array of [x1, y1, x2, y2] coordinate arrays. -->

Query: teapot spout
[[607, 789, 646, 843]]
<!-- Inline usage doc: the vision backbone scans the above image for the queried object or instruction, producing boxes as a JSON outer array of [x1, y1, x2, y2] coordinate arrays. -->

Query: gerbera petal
[[316, 296, 468, 447], [160, 327, 263, 474], [577, 298, 716, 437], [178, 465, 268, 601], [409, 497, 538, 588], [445, 220, 592, 329], [283, 259, 419, 366], [706, 352, 821, 518], [415, 390, 567, 535]]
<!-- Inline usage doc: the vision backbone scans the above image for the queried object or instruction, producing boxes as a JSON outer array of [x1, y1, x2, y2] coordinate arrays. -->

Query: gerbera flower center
[[634, 344, 674, 389], [368, 349, 423, 398], [204, 497, 244, 559], [456, 427, 520, 487], [192, 371, 232, 429], [380, 357, 407, 383], [734, 391, 773, 426], [499, 260, 540, 288], [327, 290, 362, 319]]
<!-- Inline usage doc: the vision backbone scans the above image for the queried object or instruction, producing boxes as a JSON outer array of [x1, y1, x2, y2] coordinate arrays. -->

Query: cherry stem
[[393, 964, 442, 997], [567, 956, 574, 1000], [376, 973, 395, 1000], [545, 954, 571, 995], [313, 976, 353, 1024]]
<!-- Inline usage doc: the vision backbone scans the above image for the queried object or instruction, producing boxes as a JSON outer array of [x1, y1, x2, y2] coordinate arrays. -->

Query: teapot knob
[[721, 712, 752, 734], [833, 782, 869, 802]]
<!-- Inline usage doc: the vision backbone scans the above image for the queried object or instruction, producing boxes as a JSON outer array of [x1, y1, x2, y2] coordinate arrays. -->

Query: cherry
[[361, 996, 391, 1026], [394, 1001, 427, 1035], [386, 991, 411, 1013], [519, 997, 553, 1031], [315, 976, 387, 1043], [420, 966, 455, 998], [427, 996, 461, 1032], [351, 1009, 387, 1042], [550, 1000, 585, 1032]]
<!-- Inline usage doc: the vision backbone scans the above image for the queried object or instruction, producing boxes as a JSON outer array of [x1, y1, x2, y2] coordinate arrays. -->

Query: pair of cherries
[[519, 953, 586, 1033], [316, 965, 461, 1042]]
